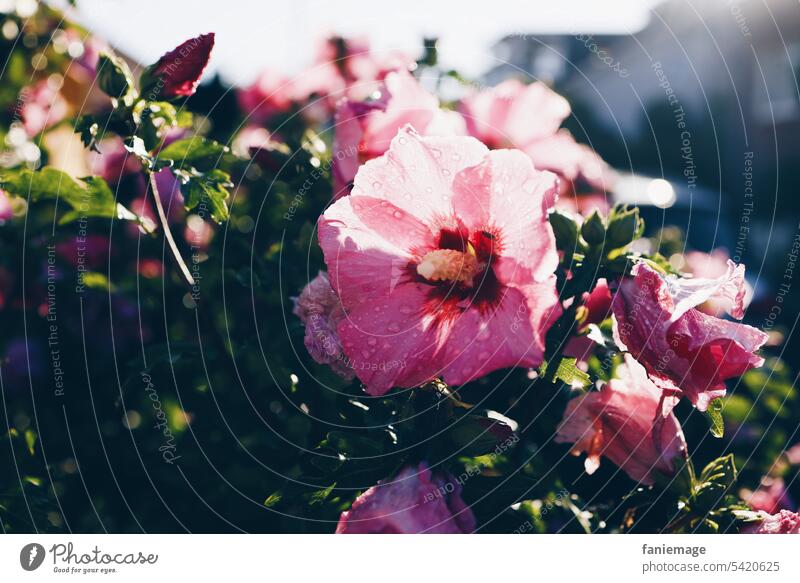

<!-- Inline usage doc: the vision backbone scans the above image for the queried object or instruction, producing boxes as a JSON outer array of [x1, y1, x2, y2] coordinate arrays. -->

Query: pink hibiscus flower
[[743, 510, 800, 534], [460, 79, 615, 193], [318, 126, 562, 395], [555, 355, 686, 485], [612, 260, 768, 411], [336, 462, 475, 533], [332, 71, 466, 197], [683, 249, 754, 317], [742, 477, 795, 514]]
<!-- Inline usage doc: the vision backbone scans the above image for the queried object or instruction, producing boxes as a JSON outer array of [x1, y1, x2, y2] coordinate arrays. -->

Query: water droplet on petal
[[523, 178, 537, 194], [388, 323, 400, 333], [372, 181, 382, 190], [393, 210, 403, 219], [367, 337, 377, 346]]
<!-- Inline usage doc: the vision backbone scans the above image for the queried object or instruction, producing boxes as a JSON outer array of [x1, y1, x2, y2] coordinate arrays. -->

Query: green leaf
[[96, 51, 136, 102], [184, 169, 232, 223], [74, 116, 101, 151], [698, 454, 737, 488], [605, 205, 641, 249], [309, 483, 336, 506], [158, 137, 228, 170], [0, 168, 149, 228], [446, 410, 518, 457], [263, 492, 282, 508], [541, 357, 592, 388], [549, 209, 580, 251], [704, 397, 724, 438], [580, 210, 606, 246]]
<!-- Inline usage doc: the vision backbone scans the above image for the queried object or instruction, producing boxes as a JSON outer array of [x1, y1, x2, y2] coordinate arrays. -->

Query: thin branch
[[148, 171, 195, 287]]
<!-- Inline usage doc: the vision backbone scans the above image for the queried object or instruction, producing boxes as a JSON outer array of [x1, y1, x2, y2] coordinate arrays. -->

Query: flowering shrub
[[0, 3, 798, 535]]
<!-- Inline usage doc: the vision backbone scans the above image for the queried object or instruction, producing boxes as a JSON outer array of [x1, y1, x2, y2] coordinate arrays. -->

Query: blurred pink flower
[[55, 235, 110, 269], [683, 249, 754, 317], [336, 462, 475, 533], [0, 189, 14, 222], [332, 71, 466, 197], [612, 260, 768, 411], [89, 138, 140, 185], [742, 477, 795, 514], [20, 80, 68, 137], [460, 79, 569, 149], [319, 126, 561, 395], [743, 510, 800, 534], [293, 272, 355, 381], [237, 69, 294, 124], [786, 443, 800, 465], [184, 216, 214, 250], [460, 79, 615, 192], [555, 355, 686, 485], [238, 36, 414, 125]]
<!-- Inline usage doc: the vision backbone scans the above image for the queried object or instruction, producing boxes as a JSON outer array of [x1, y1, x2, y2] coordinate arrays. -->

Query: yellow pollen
[[416, 249, 481, 285]]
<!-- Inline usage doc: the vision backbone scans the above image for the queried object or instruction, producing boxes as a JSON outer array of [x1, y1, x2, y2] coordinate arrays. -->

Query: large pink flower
[[319, 126, 561, 395], [332, 71, 466, 196], [460, 79, 615, 192], [612, 260, 768, 411], [336, 463, 475, 534], [683, 249, 754, 317], [555, 355, 686, 485], [743, 510, 800, 534]]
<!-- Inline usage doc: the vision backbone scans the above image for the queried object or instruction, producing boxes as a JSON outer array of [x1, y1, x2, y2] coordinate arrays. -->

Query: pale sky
[[52, 0, 662, 85]]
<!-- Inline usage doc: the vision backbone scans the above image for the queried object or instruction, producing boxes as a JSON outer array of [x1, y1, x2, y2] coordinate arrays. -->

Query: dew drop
[[388, 323, 401, 333], [523, 178, 537, 194]]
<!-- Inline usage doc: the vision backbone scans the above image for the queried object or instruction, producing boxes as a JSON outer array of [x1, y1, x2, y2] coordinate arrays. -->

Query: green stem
[[148, 171, 195, 287]]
